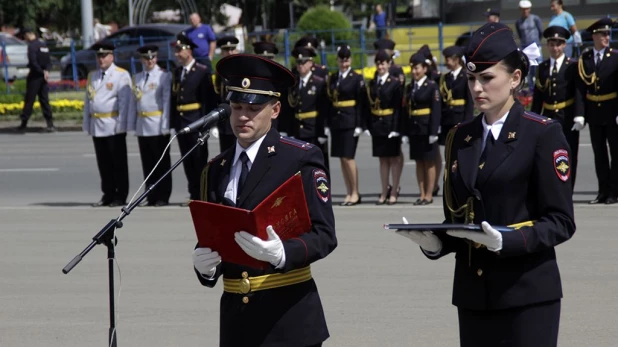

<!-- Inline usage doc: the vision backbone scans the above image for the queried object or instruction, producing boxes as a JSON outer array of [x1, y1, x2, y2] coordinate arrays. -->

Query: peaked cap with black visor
[[216, 54, 296, 104], [464, 22, 529, 75]]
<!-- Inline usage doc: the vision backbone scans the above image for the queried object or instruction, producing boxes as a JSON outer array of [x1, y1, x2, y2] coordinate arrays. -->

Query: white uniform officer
[[128, 45, 173, 206], [83, 42, 132, 207]]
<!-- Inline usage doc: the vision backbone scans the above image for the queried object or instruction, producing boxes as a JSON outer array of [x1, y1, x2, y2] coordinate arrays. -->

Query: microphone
[[178, 104, 232, 135]]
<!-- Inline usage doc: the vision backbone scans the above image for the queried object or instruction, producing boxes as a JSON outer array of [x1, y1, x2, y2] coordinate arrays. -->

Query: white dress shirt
[[481, 111, 510, 151], [299, 72, 312, 90], [414, 75, 428, 90], [224, 134, 268, 203], [451, 66, 462, 79], [593, 47, 606, 65], [377, 72, 390, 85], [549, 54, 566, 76], [182, 59, 196, 80]]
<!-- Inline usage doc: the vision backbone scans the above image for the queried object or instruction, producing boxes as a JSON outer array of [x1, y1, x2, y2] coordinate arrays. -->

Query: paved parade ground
[[0, 130, 617, 346]]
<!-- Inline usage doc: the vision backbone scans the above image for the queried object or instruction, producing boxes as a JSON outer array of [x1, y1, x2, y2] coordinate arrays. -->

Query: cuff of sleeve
[[274, 251, 286, 269], [497, 227, 529, 257]]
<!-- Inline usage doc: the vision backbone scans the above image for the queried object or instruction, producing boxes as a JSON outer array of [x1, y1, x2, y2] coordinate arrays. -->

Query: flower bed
[[0, 99, 84, 115]]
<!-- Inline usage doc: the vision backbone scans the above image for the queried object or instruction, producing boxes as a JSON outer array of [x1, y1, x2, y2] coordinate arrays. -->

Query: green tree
[[296, 5, 351, 45]]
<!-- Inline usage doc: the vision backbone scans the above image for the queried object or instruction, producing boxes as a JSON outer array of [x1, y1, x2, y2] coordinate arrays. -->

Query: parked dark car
[[60, 24, 187, 80]]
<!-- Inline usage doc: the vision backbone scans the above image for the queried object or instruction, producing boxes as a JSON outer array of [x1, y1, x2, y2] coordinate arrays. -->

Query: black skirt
[[409, 135, 438, 160], [372, 135, 401, 157], [331, 128, 359, 158], [458, 300, 561, 347]]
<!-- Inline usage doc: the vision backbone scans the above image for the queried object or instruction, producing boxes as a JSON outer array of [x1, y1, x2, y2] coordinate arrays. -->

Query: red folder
[[188, 172, 312, 269]]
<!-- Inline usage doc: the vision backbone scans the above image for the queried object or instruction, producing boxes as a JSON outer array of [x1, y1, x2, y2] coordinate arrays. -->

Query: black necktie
[[237, 152, 250, 198], [101, 71, 105, 80], [480, 130, 495, 165], [596, 52, 601, 72], [413, 82, 419, 93], [552, 61, 558, 76]]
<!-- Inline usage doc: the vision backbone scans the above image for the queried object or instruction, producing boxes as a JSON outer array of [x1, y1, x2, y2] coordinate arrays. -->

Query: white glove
[[616, 116, 618, 126], [161, 128, 170, 135], [324, 127, 331, 137], [387, 131, 400, 139], [429, 135, 439, 144], [363, 130, 371, 137], [437, 126, 442, 134], [571, 116, 585, 131], [353, 127, 363, 137], [192, 247, 221, 277], [317, 137, 327, 144], [235, 225, 285, 267], [211, 127, 219, 139], [447, 221, 503, 252], [280, 132, 288, 137], [395, 217, 442, 253], [402, 136, 409, 144]]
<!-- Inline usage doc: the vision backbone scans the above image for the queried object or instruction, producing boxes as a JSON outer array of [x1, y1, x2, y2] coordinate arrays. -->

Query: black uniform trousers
[[137, 135, 172, 204], [177, 132, 209, 200], [20, 74, 52, 122], [92, 133, 129, 203], [458, 300, 561, 347], [589, 123, 618, 195]]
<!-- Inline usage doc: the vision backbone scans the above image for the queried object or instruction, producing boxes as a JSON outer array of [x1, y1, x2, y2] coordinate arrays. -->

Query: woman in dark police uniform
[[396, 22, 575, 347], [364, 49, 404, 205], [403, 53, 441, 205], [326, 45, 365, 206]]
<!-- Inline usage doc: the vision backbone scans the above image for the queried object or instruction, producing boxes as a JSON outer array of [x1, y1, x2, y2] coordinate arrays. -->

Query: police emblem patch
[[241, 78, 251, 89], [553, 149, 570, 182], [313, 169, 330, 203], [106, 82, 114, 90], [466, 62, 476, 72]]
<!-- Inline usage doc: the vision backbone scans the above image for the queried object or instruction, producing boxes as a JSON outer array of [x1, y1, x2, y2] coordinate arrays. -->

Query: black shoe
[[42, 126, 56, 133], [413, 198, 422, 205], [345, 195, 362, 206], [15, 120, 27, 133], [180, 200, 191, 207], [590, 195, 608, 204], [420, 199, 434, 205], [92, 199, 112, 207], [137, 200, 150, 207], [109, 200, 126, 207], [155, 200, 169, 207], [433, 185, 440, 197], [605, 196, 617, 205], [387, 187, 400, 205]]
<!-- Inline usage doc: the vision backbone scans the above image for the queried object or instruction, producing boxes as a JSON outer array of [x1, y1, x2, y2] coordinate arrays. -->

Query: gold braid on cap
[[227, 86, 281, 98]]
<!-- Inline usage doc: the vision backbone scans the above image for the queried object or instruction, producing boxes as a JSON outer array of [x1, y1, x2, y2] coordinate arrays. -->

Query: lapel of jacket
[[456, 115, 483, 193], [476, 102, 522, 188], [217, 147, 236, 205], [236, 129, 279, 207], [599, 48, 614, 74]]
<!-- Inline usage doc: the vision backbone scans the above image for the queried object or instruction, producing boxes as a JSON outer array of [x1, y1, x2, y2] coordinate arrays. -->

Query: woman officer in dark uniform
[[396, 22, 575, 347], [364, 49, 404, 205], [439, 45, 474, 145], [326, 45, 365, 206], [403, 53, 441, 205]]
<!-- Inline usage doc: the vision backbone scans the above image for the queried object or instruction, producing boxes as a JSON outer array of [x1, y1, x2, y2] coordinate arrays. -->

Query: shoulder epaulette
[[609, 48, 618, 55], [427, 80, 436, 85], [115, 67, 127, 73], [312, 75, 325, 82], [207, 151, 227, 165], [523, 111, 555, 125], [280, 136, 314, 150], [194, 63, 207, 70]]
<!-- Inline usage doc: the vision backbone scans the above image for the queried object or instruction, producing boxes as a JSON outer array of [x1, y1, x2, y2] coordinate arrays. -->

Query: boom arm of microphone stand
[[62, 129, 211, 274]]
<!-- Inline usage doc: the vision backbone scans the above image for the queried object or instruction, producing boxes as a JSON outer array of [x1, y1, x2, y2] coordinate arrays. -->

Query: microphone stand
[[62, 130, 211, 347]]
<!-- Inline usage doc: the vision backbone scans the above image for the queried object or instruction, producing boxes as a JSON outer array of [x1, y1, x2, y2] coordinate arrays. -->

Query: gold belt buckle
[[239, 271, 251, 294]]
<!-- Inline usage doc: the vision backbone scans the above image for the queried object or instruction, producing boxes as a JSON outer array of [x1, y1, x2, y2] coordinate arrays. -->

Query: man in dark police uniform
[[191, 54, 337, 347]]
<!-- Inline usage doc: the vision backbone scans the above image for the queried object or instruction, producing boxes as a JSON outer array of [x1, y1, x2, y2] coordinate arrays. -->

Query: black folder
[[383, 223, 515, 233]]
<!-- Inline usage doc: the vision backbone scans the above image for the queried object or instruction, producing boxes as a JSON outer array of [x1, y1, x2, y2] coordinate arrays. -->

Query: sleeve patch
[[313, 169, 330, 203], [553, 149, 570, 182]]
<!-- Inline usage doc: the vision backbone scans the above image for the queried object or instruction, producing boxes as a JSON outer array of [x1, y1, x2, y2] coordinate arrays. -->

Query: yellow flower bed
[[0, 99, 84, 115], [355, 65, 412, 80]]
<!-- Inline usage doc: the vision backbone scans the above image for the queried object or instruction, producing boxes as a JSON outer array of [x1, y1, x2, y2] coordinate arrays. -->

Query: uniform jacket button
[[242, 296, 249, 304], [477, 269, 483, 277]]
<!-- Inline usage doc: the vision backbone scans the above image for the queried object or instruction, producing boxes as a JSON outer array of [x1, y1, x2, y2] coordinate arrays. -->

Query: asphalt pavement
[[0, 129, 616, 346]]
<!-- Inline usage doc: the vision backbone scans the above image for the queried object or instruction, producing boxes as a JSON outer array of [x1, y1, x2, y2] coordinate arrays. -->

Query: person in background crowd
[[185, 12, 216, 72], [293, 36, 329, 78], [364, 50, 403, 205], [170, 32, 217, 205], [417, 44, 441, 83], [289, 46, 329, 171], [212, 35, 240, 153], [83, 43, 132, 208], [549, 0, 581, 58], [397, 22, 575, 347], [326, 45, 365, 206], [403, 53, 441, 205], [374, 38, 406, 85], [575, 18, 618, 204], [128, 45, 172, 207], [531, 26, 582, 190], [17, 27, 54, 133], [374, 4, 387, 40], [515, 0, 543, 92], [93, 18, 111, 41], [484, 8, 500, 23]]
